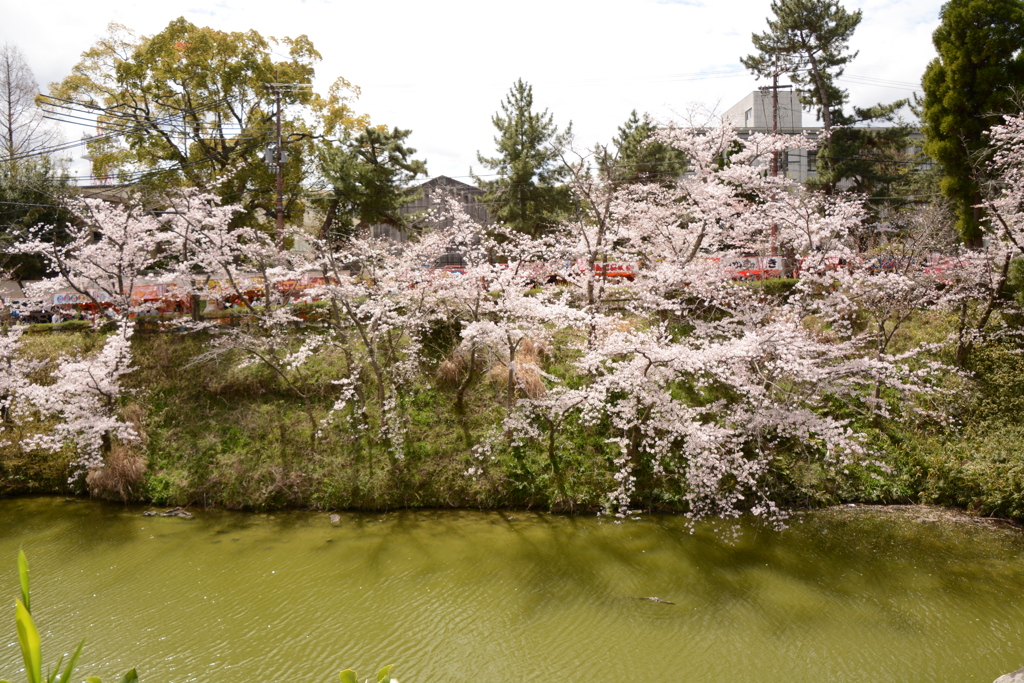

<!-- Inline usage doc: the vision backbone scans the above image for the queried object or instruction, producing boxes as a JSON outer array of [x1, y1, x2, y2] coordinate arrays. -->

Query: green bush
[[741, 277, 800, 298]]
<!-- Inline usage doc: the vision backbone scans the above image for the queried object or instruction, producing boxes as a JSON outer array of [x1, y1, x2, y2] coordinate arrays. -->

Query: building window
[[807, 150, 817, 173], [744, 108, 753, 127]]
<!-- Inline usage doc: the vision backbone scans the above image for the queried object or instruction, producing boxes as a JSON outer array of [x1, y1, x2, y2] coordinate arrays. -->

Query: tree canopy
[[742, 0, 861, 188], [602, 110, 687, 185], [475, 79, 571, 238], [920, 0, 1024, 243], [0, 158, 75, 281], [0, 43, 72, 280], [742, 0, 861, 135], [821, 101, 917, 208], [317, 125, 428, 242], [1, 43, 60, 169], [742, 0, 923, 202], [47, 18, 367, 227]]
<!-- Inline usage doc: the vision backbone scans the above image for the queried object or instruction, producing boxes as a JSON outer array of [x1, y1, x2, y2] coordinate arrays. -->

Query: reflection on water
[[0, 498, 1022, 683]]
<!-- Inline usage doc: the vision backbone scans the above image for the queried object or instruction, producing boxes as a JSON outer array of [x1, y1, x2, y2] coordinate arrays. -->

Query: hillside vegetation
[[2, 316, 1022, 521]]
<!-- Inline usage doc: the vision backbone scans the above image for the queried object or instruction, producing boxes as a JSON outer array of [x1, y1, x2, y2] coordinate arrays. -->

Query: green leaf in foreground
[[7, 555, 138, 683], [56, 639, 85, 683], [45, 654, 63, 683], [17, 551, 30, 614], [14, 599, 41, 683], [339, 670, 358, 683]]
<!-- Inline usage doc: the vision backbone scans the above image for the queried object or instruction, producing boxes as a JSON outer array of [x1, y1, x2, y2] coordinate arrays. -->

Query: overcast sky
[[1, 0, 942, 183]]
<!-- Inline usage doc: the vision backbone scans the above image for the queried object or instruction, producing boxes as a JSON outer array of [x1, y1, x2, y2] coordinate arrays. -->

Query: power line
[[11, 95, 255, 164]]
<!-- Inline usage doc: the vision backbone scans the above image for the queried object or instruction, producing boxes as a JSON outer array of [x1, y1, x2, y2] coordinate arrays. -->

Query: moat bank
[[2, 497, 1023, 683], [6, 332, 1024, 519]]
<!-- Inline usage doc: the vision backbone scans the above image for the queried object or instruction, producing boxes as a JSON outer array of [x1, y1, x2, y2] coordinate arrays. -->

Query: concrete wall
[[723, 89, 803, 131]]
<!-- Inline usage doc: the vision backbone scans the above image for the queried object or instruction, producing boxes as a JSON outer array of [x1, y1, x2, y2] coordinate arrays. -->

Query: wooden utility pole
[[770, 54, 778, 179], [274, 85, 284, 249], [264, 83, 311, 251], [759, 57, 792, 257]]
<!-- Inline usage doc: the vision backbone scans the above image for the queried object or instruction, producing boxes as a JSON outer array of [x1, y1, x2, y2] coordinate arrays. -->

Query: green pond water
[[1, 498, 1023, 683]]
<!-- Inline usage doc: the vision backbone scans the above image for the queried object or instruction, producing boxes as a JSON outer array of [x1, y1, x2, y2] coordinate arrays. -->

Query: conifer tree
[[317, 125, 427, 242], [824, 102, 915, 205], [475, 79, 571, 238], [920, 0, 1024, 244], [603, 111, 687, 185], [742, 0, 861, 183]]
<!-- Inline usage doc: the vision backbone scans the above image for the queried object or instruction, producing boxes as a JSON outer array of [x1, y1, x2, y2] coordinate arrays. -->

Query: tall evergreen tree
[[317, 125, 427, 242], [603, 111, 687, 185], [743, 0, 919, 201], [920, 0, 1024, 243], [742, 0, 862, 184], [742, 0, 861, 131], [474, 79, 571, 238], [824, 102, 915, 200]]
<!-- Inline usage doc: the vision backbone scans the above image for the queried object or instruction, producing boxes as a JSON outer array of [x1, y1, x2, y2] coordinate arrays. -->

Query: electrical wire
[[10, 95, 259, 164]]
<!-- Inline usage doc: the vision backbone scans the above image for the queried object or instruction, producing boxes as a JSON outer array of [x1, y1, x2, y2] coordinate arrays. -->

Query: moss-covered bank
[[3, 326, 1024, 519]]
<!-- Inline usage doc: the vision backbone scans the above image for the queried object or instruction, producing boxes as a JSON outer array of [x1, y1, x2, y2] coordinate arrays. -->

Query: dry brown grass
[[437, 349, 472, 387], [86, 403, 148, 502], [486, 339, 549, 400]]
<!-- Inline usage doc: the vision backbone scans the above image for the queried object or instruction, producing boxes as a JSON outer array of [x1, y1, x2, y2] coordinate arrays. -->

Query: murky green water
[[1, 499, 1023, 682]]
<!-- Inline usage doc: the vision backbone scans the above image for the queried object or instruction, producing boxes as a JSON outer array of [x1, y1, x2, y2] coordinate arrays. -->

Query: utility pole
[[759, 57, 792, 258], [770, 55, 778, 178], [264, 83, 311, 251], [274, 85, 284, 249]]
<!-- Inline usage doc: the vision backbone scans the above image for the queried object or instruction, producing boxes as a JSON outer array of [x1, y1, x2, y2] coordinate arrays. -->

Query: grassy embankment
[[2, 301, 1024, 518]]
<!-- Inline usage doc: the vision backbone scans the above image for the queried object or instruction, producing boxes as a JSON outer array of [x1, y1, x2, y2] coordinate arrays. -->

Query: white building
[[723, 89, 820, 182], [721, 89, 927, 186], [723, 88, 804, 131]]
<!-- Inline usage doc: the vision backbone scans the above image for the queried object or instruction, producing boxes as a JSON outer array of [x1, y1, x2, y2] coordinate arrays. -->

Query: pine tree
[[604, 111, 687, 185], [317, 125, 427, 242], [920, 0, 1024, 244], [825, 101, 915, 203], [474, 79, 571, 238], [741, 0, 861, 183]]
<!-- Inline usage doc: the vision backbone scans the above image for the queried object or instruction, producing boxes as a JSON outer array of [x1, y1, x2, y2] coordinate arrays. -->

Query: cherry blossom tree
[[5, 196, 163, 477], [0, 324, 38, 448], [10, 196, 170, 319], [986, 112, 1024, 254], [451, 118, 959, 520], [3, 112, 998, 520], [307, 232, 435, 458], [19, 322, 137, 477], [157, 189, 329, 451]]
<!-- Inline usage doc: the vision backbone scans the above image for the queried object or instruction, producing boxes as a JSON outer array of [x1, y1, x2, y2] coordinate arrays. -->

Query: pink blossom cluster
[[5, 118, 1011, 517]]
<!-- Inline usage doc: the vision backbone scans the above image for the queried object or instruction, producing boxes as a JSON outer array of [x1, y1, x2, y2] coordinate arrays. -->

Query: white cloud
[[0, 0, 943, 181]]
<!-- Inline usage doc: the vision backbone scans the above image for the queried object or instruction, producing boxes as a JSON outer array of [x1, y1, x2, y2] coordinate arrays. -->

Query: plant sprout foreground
[[2, 552, 395, 683], [1, 551, 137, 683]]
